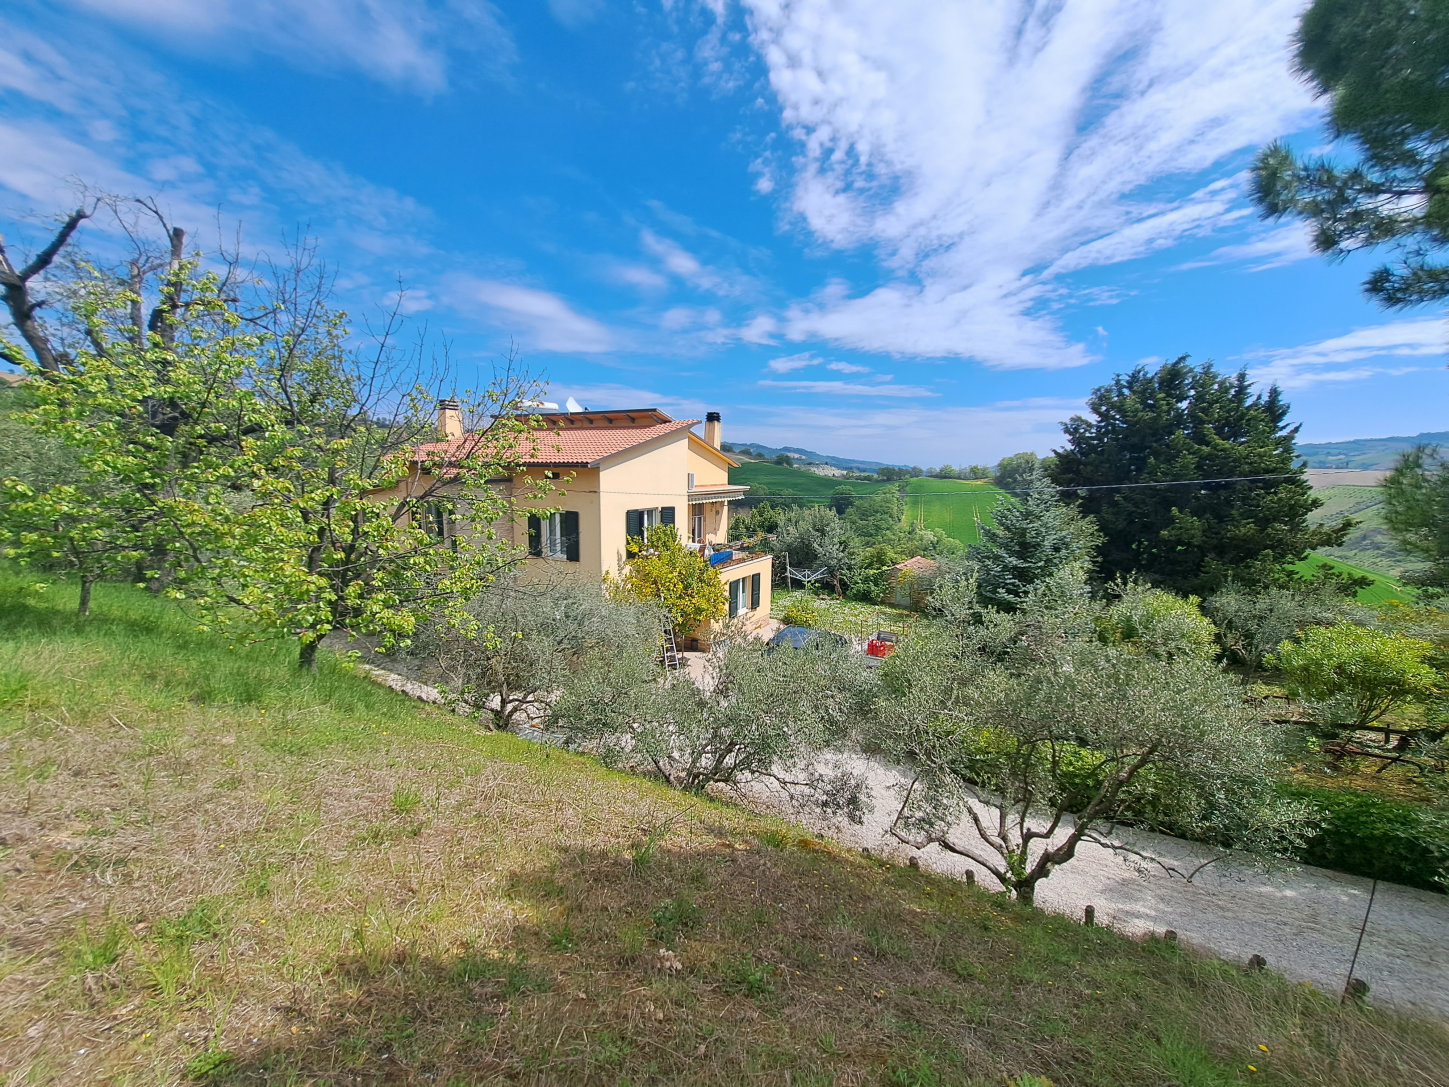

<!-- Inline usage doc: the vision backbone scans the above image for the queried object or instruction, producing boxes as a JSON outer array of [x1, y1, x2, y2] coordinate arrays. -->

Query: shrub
[[1097, 583, 1218, 662], [1281, 784, 1449, 891], [781, 597, 821, 628], [1268, 622, 1438, 729]]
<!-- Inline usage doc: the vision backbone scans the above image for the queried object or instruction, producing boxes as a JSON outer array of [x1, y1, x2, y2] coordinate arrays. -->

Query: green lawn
[[902, 477, 1004, 546], [1293, 553, 1419, 604], [5, 573, 1446, 1085]]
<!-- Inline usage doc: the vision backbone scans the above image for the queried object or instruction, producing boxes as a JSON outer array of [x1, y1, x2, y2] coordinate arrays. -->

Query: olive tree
[[550, 630, 876, 810], [411, 575, 662, 730], [1096, 582, 1218, 662], [874, 592, 1306, 905], [1205, 581, 1358, 678]]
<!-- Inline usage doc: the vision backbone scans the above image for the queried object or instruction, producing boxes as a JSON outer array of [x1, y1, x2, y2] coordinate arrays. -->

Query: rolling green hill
[[729, 463, 1006, 547], [729, 461, 885, 500], [1292, 554, 1418, 604], [1308, 485, 1423, 579], [1298, 431, 1449, 470], [902, 477, 1004, 546]]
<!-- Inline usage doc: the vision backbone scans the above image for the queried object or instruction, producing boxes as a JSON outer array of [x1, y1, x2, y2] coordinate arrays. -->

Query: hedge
[[1280, 783, 1449, 893]]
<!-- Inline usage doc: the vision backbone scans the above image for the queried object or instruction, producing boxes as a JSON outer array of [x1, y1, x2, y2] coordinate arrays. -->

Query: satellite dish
[[565, 396, 585, 413]]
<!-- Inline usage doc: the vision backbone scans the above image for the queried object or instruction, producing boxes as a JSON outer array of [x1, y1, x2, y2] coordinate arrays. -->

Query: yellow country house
[[378, 401, 773, 647]]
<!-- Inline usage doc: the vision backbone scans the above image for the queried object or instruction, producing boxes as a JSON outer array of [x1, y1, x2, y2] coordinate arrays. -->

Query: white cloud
[[727, 0, 1318, 368], [609, 261, 671, 292], [548, 0, 603, 29], [1241, 318, 1445, 390], [55, 0, 514, 94], [1180, 222, 1317, 272], [826, 360, 871, 374], [639, 228, 753, 296], [453, 278, 617, 353], [765, 351, 819, 373], [758, 379, 937, 398]]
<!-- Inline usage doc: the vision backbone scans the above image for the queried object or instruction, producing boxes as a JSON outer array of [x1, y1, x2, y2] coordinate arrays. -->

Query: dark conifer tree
[[1052, 358, 1349, 594]]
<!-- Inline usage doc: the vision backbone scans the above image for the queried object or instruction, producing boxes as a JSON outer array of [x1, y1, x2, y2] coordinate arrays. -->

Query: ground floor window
[[728, 573, 761, 618]]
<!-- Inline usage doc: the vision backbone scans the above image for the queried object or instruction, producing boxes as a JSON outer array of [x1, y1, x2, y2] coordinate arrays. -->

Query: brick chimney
[[704, 411, 722, 449], [437, 398, 463, 440]]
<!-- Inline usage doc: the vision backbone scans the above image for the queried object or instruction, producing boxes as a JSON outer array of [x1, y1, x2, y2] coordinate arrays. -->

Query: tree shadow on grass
[[203, 839, 922, 1086]]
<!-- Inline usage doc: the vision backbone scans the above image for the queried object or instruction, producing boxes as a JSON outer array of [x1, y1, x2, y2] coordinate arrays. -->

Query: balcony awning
[[687, 485, 748, 504]]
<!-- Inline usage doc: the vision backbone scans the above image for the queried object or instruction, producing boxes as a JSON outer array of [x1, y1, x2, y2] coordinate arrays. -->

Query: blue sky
[[1, 0, 1444, 466]]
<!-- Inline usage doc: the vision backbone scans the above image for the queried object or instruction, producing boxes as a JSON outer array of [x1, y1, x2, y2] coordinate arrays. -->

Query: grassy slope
[[1292, 553, 1419, 605], [729, 464, 1006, 548], [0, 579, 1443, 1084], [729, 460, 885, 500], [2, 578, 1448, 1086], [901, 478, 1003, 547]]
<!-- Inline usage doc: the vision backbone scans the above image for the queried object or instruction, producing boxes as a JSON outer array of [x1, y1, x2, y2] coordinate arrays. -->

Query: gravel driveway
[[741, 751, 1449, 1019]]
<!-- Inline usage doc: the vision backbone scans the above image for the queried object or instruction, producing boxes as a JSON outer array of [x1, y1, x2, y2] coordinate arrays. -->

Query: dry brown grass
[[3, 577, 1449, 1086]]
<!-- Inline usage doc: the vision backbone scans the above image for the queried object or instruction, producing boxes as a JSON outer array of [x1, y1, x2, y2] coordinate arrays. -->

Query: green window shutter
[[729, 578, 741, 618], [564, 510, 580, 562], [660, 506, 676, 526], [626, 508, 642, 540], [750, 572, 760, 609], [527, 514, 542, 557]]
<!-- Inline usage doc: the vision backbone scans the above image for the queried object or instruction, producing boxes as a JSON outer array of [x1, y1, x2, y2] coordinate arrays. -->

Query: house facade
[[389, 403, 773, 639]]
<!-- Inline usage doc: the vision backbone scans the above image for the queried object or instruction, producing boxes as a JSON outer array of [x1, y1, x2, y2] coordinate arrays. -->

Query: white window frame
[[542, 511, 567, 558], [691, 512, 705, 543], [729, 576, 749, 617], [640, 508, 660, 530]]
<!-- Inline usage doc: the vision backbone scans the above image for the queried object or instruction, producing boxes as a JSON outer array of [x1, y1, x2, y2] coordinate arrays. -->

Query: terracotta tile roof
[[415, 417, 699, 468], [891, 556, 940, 574]]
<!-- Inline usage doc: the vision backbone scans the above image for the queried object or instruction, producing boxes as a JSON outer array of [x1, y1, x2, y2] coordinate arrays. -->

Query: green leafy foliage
[[550, 630, 875, 804], [1097, 583, 1218, 662], [610, 523, 726, 632], [875, 586, 1307, 904], [1252, 0, 1449, 307], [1281, 783, 1449, 891], [2, 257, 547, 665], [1268, 622, 1439, 730], [780, 597, 820, 628], [1381, 444, 1449, 596], [414, 575, 661, 729], [1204, 581, 1356, 675], [1053, 358, 1348, 594]]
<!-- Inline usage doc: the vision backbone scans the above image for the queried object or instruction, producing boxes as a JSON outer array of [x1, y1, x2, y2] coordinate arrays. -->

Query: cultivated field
[[4, 576, 1448, 1085], [901, 478, 1002, 547]]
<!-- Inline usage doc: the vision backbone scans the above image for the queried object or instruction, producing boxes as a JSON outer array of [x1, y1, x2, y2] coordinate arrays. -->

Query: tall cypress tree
[[1051, 358, 1349, 594], [970, 463, 1097, 611]]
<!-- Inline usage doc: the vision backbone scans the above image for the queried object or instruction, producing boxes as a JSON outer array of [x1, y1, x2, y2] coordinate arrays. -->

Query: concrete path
[[741, 752, 1449, 1019]]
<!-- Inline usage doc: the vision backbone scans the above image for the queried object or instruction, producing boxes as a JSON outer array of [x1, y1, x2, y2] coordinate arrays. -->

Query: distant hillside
[[729, 462, 1006, 547], [726, 440, 903, 472], [729, 461, 885, 500], [1298, 431, 1449, 470]]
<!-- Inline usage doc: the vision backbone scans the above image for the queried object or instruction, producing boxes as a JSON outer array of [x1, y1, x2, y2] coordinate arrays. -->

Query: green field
[[1293, 553, 1419, 604], [729, 460, 885, 500], [1308, 484, 1423, 578], [902, 477, 1004, 546], [729, 463, 1005, 546]]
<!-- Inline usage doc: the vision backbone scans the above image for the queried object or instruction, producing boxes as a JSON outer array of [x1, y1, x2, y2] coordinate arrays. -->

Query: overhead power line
[[726, 472, 1303, 501]]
